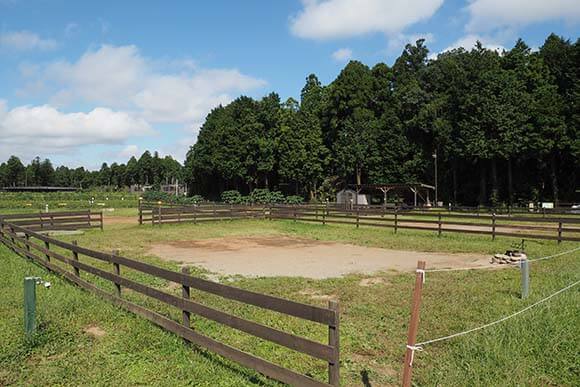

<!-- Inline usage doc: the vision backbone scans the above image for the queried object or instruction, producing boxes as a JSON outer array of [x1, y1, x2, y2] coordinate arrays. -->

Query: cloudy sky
[[1, 0, 578, 169]]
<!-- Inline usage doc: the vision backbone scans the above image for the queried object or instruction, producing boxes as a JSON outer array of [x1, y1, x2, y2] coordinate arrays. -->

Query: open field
[[1, 217, 579, 386]]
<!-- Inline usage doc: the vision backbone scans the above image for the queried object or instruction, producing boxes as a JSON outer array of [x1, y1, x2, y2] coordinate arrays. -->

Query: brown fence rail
[[0, 210, 103, 231], [0, 214, 339, 386], [140, 202, 580, 243]]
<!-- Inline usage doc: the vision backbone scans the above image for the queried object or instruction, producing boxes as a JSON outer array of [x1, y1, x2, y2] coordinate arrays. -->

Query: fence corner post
[[402, 260, 426, 387], [328, 299, 340, 386]]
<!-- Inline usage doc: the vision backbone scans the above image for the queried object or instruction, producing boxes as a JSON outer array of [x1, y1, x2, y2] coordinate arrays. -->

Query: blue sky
[[1, 0, 578, 169]]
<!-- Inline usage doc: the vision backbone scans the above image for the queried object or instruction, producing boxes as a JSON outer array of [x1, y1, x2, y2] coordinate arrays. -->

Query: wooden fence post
[[322, 206, 326, 225], [402, 260, 426, 387], [394, 209, 398, 234], [437, 214, 442, 237], [112, 250, 121, 297], [25, 233, 31, 253], [100, 211, 104, 231], [72, 240, 80, 277], [158, 205, 162, 227], [328, 300, 340, 386], [557, 222, 562, 244], [356, 207, 360, 228], [44, 240, 51, 263], [182, 267, 191, 334], [293, 206, 297, 222], [138, 198, 143, 225], [492, 213, 496, 241]]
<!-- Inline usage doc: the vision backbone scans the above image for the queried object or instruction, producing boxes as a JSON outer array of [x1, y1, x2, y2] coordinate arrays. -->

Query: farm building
[[339, 183, 435, 207]]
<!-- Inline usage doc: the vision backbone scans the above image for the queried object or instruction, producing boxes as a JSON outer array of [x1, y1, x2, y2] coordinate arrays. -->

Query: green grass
[[0, 191, 140, 211], [1, 219, 579, 386]]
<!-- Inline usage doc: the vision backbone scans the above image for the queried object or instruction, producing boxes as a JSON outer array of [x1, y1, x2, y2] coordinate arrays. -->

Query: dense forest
[[1, 34, 579, 206], [0, 152, 183, 190], [186, 34, 579, 206]]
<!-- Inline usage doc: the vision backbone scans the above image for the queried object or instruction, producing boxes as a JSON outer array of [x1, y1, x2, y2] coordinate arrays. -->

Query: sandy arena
[[148, 236, 494, 279]]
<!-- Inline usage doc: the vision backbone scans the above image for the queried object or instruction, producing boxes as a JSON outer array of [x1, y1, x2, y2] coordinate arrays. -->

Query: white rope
[[406, 345, 423, 366], [425, 245, 580, 273], [416, 269, 426, 284], [528, 246, 580, 263], [414, 279, 580, 348]]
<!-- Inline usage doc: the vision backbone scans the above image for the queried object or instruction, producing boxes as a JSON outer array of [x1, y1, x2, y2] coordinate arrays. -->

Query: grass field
[[0, 191, 140, 211], [1, 218, 579, 386]]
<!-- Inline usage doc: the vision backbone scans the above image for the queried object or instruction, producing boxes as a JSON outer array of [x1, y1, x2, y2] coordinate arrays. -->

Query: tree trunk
[[452, 159, 458, 205], [507, 158, 513, 205], [550, 153, 559, 205], [491, 158, 498, 206], [478, 160, 487, 206], [356, 164, 362, 186]]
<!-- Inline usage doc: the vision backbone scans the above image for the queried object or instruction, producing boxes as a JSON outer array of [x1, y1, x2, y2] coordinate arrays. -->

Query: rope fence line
[[424, 245, 580, 273], [412, 278, 579, 351]]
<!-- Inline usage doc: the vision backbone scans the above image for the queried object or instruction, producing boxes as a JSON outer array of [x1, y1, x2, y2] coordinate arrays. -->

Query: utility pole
[[432, 150, 438, 207]]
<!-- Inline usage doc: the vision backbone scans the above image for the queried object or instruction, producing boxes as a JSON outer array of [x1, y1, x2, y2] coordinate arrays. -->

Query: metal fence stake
[[520, 259, 529, 299], [24, 277, 36, 336]]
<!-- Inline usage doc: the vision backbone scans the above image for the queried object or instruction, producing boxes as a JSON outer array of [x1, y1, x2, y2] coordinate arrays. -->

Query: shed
[[336, 189, 370, 205]]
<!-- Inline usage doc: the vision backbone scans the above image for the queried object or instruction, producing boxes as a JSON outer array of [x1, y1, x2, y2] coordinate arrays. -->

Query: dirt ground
[[148, 236, 493, 279], [102, 216, 136, 225]]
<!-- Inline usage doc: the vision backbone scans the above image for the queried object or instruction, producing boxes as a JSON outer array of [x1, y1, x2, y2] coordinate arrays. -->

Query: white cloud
[[32, 45, 266, 125], [466, 0, 580, 32], [118, 144, 140, 159], [290, 0, 444, 40], [0, 101, 152, 158], [0, 30, 57, 51], [430, 34, 506, 59], [331, 48, 352, 61], [386, 32, 435, 54]]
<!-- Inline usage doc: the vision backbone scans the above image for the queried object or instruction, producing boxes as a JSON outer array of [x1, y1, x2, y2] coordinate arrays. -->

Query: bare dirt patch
[[84, 325, 106, 338], [359, 277, 388, 287], [103, 216, 136, 225], [148, 236, 492, 279]]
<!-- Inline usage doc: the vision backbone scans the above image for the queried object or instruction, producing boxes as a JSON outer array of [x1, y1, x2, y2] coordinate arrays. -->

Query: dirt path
[[148, 236, 493, 279]]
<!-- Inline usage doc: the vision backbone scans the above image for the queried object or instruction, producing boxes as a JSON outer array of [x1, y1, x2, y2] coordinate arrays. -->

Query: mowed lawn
[[1, 218, 579, 386]]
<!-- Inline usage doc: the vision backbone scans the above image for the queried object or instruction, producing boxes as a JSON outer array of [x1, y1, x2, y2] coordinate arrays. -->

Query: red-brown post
[[100, 211, 104, 231], [402, 260, 426, 387], [328, 300, 340, 386]]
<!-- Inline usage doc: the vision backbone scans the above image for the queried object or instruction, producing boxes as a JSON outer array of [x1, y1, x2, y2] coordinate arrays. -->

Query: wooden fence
[[0, 215, 340, 386], [0, 210, 103, 231], [270, 205, 580, 243], [140, 202, 580, 243], [139, 201, 268, 225]]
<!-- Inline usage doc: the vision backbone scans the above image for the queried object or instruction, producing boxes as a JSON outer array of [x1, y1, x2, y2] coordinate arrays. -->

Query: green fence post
[[24, 277, 36, 336]]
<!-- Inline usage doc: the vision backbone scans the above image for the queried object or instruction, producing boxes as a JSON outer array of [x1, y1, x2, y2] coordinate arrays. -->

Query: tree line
[[0, 151, 183, 190], [186, 33, 579, 206]]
